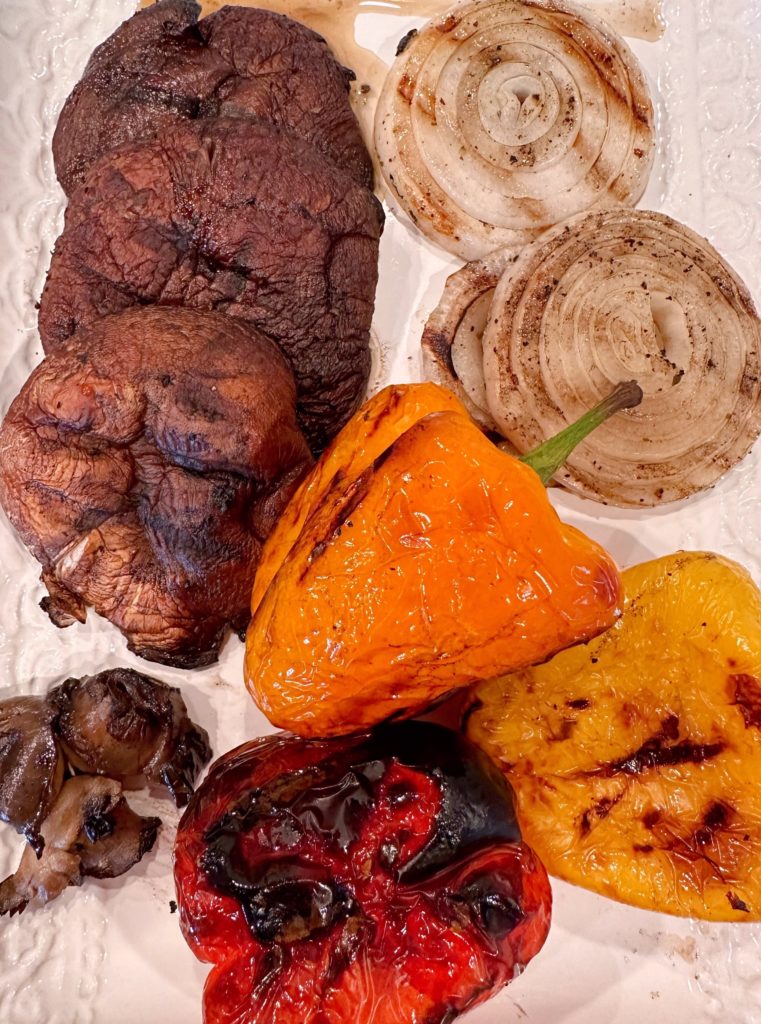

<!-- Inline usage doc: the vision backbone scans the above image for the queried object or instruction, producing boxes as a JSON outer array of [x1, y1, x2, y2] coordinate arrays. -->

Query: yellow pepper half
[[467, 551, 761, 921]]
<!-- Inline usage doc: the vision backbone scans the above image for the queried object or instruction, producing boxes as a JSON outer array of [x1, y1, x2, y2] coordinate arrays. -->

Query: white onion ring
[[421, 249, 517, 428], [483, 209, 761, 507], [375, 0, 655, 260]]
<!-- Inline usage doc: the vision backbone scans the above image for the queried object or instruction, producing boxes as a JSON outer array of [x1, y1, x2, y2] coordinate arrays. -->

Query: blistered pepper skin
[[466, 552, 761, 921], [174, 723, 551, 1024], [250, 383, 462, 615], [246, 385, 622, 738]]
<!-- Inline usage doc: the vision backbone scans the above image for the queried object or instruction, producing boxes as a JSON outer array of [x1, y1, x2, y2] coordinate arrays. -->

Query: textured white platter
[[0, 0, 760, 1021]]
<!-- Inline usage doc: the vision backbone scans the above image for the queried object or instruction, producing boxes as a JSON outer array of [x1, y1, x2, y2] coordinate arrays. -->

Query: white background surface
[[0, 0, 760, 1021]]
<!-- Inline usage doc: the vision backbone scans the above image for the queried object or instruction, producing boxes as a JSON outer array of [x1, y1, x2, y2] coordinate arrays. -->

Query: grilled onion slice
[[483, 209, 761, 506], [375, 0, 654, 259], [422, 250, 516, 428]]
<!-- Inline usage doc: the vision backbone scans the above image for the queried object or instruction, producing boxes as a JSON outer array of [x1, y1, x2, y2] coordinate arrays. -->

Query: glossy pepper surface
[[173, 722, 551, 1024], [245, 383, 622, 738], [467, 552, 761, 921]]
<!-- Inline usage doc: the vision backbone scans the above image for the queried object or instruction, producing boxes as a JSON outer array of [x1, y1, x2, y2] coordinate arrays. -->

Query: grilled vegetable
[[0, 697, 64, 853], [483, 210, 761, 507], [375, 0, 654, 259], [174, 723, 551, 1024], [246, 382, 630, 738], [0, 776, 159, 916], [466, 551, 761, 921], [421, 249, 514, 430]]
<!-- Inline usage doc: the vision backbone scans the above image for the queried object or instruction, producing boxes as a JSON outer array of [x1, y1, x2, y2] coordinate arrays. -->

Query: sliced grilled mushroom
[[48, 668, 212, 807], [0, 776, 159, 916], [0, 697, 64, 853], [79, 800, 161, 880]]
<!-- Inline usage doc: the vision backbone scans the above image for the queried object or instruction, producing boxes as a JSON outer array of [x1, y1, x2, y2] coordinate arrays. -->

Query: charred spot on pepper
[[588, 716, 726, 777], [247, 866, 355, 944], [450, 873, 524, 940], [386, 725, 522, 881], [730, 673, 761, 729], [642, 807, 745, 884], [548, 717, 577, 742], [299, 467, 375, 577], [642, 809, 661, 830], [201, 836, 358, 944], [727, 891, 750, 913], [579, 792, 623, 837], [700, 801, 733, 837], [323, 919, 365, 987]]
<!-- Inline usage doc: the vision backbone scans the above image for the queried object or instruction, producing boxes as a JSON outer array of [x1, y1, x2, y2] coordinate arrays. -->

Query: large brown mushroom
[[38, 116, 383, 452], [52, 0, 373, 194], [0, 306, 312, 667]]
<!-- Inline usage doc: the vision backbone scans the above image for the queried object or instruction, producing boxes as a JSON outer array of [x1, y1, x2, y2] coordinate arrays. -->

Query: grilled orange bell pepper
[[246, 382, 636, 738]]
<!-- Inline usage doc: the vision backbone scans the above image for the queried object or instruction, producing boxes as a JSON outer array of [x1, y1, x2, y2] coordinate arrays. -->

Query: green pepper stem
[[511, 380, 644, 485]]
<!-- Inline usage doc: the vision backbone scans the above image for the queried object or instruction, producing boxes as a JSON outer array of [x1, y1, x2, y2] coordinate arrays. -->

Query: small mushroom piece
[[48, 668, 212, 807], [0, 696, 64, 853], [79, 799, 161, 880], [0, 775, 159, 916]]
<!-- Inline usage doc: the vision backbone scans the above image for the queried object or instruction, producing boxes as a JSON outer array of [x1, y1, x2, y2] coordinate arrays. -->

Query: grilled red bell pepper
[[174, 722, 551, 1023]]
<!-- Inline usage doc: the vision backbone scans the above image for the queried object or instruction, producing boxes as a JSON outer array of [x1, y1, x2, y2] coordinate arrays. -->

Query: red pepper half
[[174, 723, 551, 1023]]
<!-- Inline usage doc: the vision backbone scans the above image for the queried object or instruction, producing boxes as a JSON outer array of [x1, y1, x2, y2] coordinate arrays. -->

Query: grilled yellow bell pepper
[[466, 551, 761, 921]]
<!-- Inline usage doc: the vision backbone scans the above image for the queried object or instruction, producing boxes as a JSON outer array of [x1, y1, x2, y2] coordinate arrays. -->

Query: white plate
[[0, 0, 760, 1021]]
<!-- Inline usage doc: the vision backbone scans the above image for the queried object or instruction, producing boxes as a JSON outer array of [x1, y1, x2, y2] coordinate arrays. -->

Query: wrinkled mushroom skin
[[52, 0, 372, 195], [49, 668, 212, 806], [0, 697, 64, 854], [0, 776, 159, 916], [0, 307, 312, 667], [175, 723, 551, 1024], [80, 799, 161, 880], [38, 117, 383, 452]]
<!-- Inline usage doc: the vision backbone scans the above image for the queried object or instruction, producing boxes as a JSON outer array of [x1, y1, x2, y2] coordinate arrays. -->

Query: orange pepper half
[[246, 383, 624, 738]]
